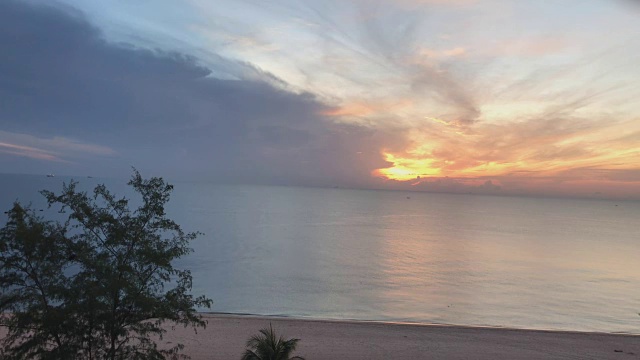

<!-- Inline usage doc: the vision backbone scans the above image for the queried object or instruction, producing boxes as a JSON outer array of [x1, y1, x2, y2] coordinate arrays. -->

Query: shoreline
[[3, 313, 640, 359], [204, 311, 640, 337]]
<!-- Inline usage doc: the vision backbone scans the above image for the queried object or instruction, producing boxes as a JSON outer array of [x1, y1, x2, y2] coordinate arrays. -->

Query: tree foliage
[[241, 323, 304, 360], [0, 170, 212, 359]]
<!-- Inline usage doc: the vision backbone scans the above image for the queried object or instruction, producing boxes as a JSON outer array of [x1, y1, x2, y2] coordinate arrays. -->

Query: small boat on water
[[46, 173, 55, 177]]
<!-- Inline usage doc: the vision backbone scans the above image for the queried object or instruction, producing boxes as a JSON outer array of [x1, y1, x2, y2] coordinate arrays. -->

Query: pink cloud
[[0, 132, 116, 163], [0, 142, 64, 162]]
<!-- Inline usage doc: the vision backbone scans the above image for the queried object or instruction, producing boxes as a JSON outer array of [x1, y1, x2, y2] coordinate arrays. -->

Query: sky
[[1, 0, 640, 199]]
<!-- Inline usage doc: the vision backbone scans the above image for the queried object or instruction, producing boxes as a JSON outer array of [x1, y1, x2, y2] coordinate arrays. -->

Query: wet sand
[[2, 313, 640, 359]]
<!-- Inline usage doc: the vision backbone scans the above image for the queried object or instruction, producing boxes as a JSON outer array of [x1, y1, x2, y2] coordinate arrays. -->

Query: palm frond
[[242, 323, 304, 360], [241, 349, 262, 360]]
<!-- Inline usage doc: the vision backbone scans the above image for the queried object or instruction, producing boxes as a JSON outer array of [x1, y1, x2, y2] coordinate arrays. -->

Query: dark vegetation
[[0, 170, 212, 359], [242, 323, 304, 360]]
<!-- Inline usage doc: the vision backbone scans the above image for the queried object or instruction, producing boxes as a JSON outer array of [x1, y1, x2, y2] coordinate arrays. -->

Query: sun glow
[[374, 147, 640, 182], [373, 151, 441, 181]]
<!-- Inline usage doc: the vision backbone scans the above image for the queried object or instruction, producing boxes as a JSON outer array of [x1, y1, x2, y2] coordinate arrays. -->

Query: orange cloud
[[372, 112, 640, 199]]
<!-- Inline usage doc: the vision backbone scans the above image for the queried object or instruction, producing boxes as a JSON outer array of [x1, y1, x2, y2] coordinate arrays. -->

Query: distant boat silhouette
[[46, 173, 55, 177]]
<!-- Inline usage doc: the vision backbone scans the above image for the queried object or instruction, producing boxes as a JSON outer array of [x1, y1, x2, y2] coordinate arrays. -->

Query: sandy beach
[[5, 314, 637, 359]]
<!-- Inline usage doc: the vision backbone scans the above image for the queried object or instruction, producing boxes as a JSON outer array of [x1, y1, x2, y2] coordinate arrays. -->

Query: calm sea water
[[2, 174, 640, 333]]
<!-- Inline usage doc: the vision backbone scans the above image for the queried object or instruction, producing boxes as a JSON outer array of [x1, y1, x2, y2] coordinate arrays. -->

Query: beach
[[165, 314, 640, 359], [2, 313, 640, 358]]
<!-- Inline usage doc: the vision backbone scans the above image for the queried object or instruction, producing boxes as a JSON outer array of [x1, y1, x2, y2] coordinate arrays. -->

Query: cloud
[[364, 0, 479, 9], [0, 131, 115, 163], [239, 0, 481, 128], [0, 0, 391, 185], [615, 0, 640, 11], [0, 142, 62, 162], [419, 47, 466, 59], [1, 0, 639, 199]]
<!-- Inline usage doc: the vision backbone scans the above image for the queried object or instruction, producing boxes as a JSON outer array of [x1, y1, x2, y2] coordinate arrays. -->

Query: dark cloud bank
[[0, 0, 389, 187]]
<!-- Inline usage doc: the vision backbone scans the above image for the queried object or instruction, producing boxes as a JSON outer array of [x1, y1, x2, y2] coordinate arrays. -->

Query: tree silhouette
[[0, 170, 212, 359]]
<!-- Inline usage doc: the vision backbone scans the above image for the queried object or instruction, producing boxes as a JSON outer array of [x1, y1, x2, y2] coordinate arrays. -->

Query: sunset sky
[[1, 0, 640, 199]]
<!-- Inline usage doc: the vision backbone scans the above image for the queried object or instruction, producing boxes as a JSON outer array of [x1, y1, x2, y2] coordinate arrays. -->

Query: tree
[[0, 170, 212, 359], [241, 323, 304, 360]]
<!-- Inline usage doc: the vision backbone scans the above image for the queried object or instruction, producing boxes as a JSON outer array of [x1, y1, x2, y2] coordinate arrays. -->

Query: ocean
[[1, 174, 639, 333]]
